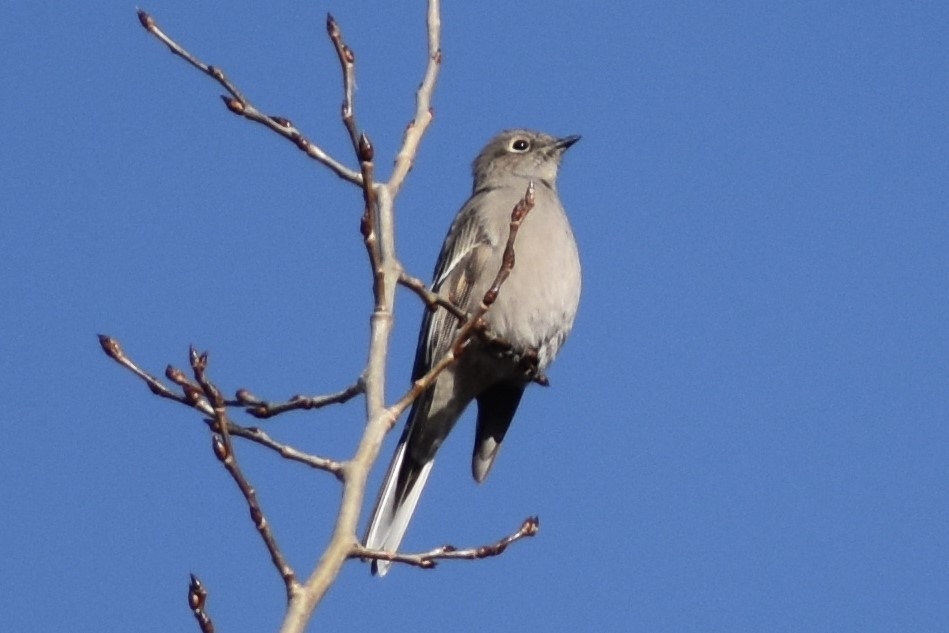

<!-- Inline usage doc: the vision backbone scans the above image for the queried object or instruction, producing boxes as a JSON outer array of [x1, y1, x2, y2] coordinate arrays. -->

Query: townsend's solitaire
[[364, 129, 581, 575]]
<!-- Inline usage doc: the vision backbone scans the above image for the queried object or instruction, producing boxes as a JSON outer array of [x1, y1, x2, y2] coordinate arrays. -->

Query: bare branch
[[277, 6, 444, 630], [187, 574, 216, 633], [324, 14, 387, 311], [357, 135, 387, 308], [188, 350, 299, 597], [98, 335, 214, 415], [211, 431, 299, 597], [477, 181, 535, 314], [223, 423, 345, 477], [398, 271, 468, 321], [237, 383, 364, 419], [99, 335, 345, 475], [353, 516, 540, 570], [387, 0, 442, 195], [325, 14, 359, 151], [135, 9, 362, 185]]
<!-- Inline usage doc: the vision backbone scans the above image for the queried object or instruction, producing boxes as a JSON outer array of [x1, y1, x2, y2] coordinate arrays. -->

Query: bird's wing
[[411, 198, 493, 380]]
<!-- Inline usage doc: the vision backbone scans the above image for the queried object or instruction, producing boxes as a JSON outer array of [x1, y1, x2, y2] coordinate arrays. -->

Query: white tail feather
[[364, 441, 435, 576]]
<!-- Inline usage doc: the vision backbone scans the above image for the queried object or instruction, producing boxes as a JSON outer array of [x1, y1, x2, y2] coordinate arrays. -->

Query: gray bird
[[364, 129, 582, 575]]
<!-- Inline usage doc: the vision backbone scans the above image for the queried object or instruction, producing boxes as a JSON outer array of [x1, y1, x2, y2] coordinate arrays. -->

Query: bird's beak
[[555, 135, 581, 150]]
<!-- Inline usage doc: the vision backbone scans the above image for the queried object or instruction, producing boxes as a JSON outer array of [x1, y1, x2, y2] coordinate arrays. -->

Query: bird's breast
[[479, 193, 581, 369]]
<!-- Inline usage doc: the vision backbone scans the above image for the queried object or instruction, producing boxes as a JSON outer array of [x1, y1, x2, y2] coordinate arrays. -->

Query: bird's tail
[[363, 439, 434, 576]]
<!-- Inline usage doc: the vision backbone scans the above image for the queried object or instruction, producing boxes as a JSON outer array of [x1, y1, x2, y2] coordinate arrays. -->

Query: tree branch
[[135, 9, 362, 185], [386, 0, 442, 196], [353, 516, 540, 569], [194, 349, 298, 597], [98, 334, 213, 415], [98, 335, 345, 474], [325, 14, 360, 153], [398, 270, 469, 321], [211, 430, 298, 597], [237, 383, 364, 419], [223, 423, 344, 476], [277, 4, 444, 631]]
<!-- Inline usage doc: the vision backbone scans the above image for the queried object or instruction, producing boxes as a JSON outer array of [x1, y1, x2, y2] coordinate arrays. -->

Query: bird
[[364, 129, 582, 575]]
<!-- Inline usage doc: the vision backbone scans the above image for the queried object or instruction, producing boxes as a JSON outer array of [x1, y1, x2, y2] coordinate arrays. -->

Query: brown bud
[[221, 96, 244, 115], [181, 385, 204, 405], [166, 365, 186, 384], [357, 133, 374, 162], [194, 350, 209, 371], [136, 9, 155, 32], [188, 574, 206, 610], [184, 386, 203, 404], [97, 334, 122, 360], [212, 435, 228, 461], [235, 389, 257, 405]]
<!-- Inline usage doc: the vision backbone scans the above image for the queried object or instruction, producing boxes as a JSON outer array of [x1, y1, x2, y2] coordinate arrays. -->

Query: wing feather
[[411, 198, 493, 380]]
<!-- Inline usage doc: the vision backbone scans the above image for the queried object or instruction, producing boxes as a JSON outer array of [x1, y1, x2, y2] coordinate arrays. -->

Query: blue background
[[2, 1, 948, 631]]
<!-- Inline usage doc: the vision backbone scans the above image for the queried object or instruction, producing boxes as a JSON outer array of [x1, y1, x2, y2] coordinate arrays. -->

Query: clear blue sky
[[2, 1, 948, 631]]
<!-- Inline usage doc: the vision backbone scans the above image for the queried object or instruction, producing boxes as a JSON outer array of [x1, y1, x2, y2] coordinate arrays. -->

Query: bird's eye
[[510, 138, 531, 152]]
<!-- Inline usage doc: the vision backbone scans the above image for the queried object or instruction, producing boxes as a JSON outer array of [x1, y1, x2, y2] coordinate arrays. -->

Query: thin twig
[[386, 0, 442, 196], [326, 14, 359, 152], [189, 350, 299, 598], [357, 135, 386, 307], [211, 431, 299, 598], [475, 181, 536, 318], [136, 9, 361, 185], [98, 335, 345, 474], [237, 383, 364, 419], [325, 14, 386, 309], [223, 423, 345, 478], [398, 271, 468, 321], [353, 516, 540, 569], [98, 335, 215, 415]]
